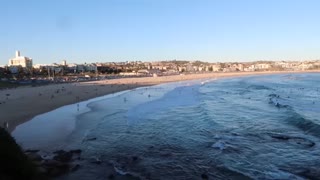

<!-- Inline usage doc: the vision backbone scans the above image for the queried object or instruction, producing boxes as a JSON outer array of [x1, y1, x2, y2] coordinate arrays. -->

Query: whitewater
[[13, 73, 320, 179]]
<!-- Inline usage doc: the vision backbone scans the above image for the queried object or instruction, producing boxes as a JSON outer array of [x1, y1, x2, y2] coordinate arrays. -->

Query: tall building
[[61, 60, 67, 66], [8, 51, 33, 69]]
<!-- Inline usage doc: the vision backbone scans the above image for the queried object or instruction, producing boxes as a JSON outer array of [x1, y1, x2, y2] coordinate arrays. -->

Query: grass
[[0, 81, 19, 89]]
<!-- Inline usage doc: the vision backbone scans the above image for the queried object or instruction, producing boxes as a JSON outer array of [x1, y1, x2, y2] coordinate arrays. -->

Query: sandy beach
[[0, 71, 318, 132]]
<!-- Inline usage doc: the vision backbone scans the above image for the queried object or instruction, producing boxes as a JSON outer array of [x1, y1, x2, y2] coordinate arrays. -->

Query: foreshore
[[1, 71, 319, 132]]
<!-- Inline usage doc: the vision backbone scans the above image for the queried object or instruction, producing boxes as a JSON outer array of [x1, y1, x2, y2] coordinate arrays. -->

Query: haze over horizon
[[1, 0, 320, 64]]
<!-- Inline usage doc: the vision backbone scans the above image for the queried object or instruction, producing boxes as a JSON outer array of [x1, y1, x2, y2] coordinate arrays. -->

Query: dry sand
[[0, 71, 318, 132]]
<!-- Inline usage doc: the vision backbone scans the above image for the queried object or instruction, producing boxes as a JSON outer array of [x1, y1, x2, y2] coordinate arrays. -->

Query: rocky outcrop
[[0, 127, 47, 180], [25, 149, 83, 178]]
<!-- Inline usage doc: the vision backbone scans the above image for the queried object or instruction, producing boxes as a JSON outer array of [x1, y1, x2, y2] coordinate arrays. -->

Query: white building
[[33, 64, 52, 69], [8, 51, 33, 69], [212, 64, 221, 72], [255, 63, 270, 70], [61, 60, 67, 66]]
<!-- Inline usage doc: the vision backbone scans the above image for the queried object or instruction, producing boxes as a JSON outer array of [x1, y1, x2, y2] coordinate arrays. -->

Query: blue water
[[13, 73, 320, 179]]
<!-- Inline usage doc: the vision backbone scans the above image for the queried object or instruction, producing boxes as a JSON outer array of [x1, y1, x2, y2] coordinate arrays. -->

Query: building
[[8, 51, 33, 69], [84, 63, 97, 72], [255, 63, 270, 70], [212, 64, 221, 72], [61, 60, 67, 66]]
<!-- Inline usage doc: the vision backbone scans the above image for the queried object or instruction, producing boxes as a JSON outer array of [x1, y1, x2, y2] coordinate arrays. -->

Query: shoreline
[[1, 70, 319, 133]]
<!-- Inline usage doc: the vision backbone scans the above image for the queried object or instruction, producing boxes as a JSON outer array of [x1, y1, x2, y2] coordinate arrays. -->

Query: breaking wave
[[12, 73, 320, 180]]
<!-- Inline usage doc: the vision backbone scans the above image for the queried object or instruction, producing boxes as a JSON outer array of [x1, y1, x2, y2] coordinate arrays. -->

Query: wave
[[268, 93, 291, 109], [127, 85, 200, 123], [247, 84, 274, 90], [267, 133, 315, 148], [267, 93, 320, 137], [286, 112, 320, 137], [279, 166, 320, 180]]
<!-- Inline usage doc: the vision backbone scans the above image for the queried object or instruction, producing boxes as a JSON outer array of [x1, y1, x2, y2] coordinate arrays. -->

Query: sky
[[1, 0, 320, 64]]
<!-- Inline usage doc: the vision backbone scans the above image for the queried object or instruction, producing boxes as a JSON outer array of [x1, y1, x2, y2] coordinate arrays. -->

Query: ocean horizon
[[13, 73, 320, 179]]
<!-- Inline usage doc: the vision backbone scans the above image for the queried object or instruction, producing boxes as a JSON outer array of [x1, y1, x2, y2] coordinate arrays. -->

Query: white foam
[[12, 80, 205, 149], [126, 85, 200, 124], [211, 140, 226, 150], [12, 90, 131, 149]]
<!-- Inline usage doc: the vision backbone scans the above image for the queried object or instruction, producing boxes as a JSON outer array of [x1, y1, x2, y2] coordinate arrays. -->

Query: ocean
[[13, 73, 320, 180]]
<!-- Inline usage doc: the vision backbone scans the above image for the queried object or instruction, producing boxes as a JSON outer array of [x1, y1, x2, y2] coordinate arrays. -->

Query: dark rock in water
[[42, 158, 70, 177], [37, 167, 47, 174], [291, 137, 315, 148], [308, 141, 316, 147], [132, 156, 138, 161], [268, 94, 278, 98], [86, 137, 97, 141], [53, 151, 73, 162], [26, 152, 43, 161], [42, 159, 63, 167], [269, 134, 316, 148], [92, 161, 102, 165], [270, 134, 290, 140], [108, 174, 115, 179], [160, 152, 172, 157], [42, 158, 74, 177], [48, 165, 69, 177], [268, 98, 273, 104], [231, 132, 240, 136], [201, 173, 209, 179], [274, 103, 289, 108], [71, 164, 80, 172], [55, 163, 69, 170], [32, 160, 43, 166], [70, 149, 82, 154], [91, 158, 102, 164], [25, 149, 40, 153], [53, 150, 66, 154]]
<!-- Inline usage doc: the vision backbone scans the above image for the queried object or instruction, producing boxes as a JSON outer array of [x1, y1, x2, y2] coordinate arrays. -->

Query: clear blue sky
[[1, 0, 320, 64]]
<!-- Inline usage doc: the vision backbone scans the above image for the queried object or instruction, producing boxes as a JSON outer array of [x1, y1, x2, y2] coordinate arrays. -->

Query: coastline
[[1, 70, 319, 133]]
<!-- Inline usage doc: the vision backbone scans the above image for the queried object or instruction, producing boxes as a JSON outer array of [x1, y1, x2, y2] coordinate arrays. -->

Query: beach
[[6, 71, 320, 179], [0, 71, 318, 132]]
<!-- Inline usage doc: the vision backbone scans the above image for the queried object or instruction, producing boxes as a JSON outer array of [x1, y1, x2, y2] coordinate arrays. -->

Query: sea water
[[12, 73, 320, 179]]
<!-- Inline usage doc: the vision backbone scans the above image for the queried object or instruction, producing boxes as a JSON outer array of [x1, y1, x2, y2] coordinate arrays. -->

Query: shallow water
[[13, 73, 320, 179]]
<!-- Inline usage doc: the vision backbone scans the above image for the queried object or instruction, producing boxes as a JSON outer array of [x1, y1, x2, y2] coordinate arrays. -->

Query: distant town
[[1, 51, 320, 84]]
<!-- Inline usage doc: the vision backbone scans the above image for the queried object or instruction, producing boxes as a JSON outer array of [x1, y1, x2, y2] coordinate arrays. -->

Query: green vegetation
[[0, 82, 19, 89], [0, 127, 46, 180], [165, 60, 189, 65]]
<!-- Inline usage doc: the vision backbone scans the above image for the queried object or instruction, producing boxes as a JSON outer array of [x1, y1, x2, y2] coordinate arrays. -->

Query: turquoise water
[[13, 73, 320, 179]]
